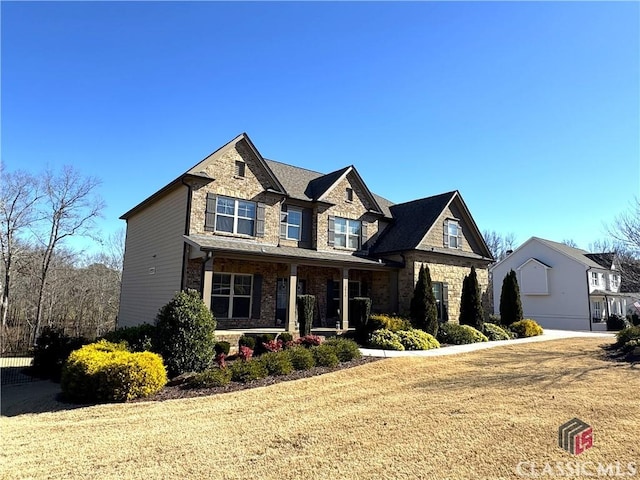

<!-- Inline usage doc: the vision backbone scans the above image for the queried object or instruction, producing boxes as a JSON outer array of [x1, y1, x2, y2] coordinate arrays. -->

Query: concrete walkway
[[359, 329, 615, 357]]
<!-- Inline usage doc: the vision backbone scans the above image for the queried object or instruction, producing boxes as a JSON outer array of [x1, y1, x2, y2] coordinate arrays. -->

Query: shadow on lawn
[[1, 380, 93, 417]]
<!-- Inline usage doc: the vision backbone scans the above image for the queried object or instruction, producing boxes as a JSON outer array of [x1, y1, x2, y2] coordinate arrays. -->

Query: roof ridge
[[264, 158, 326, 176], [391, 190, 456, 208]]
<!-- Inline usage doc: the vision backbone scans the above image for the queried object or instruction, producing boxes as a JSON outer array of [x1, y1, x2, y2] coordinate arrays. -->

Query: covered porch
[[590, 290, 627, 331], [183, 235, 400, 332]]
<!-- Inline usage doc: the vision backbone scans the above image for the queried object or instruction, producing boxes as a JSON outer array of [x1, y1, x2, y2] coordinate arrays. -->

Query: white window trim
[[591, 272, 599, 287], [335, 217, 361, 250], [283, 207, 302, 241], [444, 219, 462, 249], [215, 196, 256, 236], [211, 273, 253, 318]]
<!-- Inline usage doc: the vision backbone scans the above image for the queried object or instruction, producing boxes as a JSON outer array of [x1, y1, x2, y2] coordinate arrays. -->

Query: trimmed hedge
[[259, 351, 294, 376], [238, 335, 256, 350], [510, 319, 544, 338], [31, 326, 89, 381], [368, 329, 405, 351], [368, 314, 412, 333], [186, 368, 232, 388], [297, 294, 315, 337], [482, 323, 512, 341], [230, 359, 268, 383], [61, 340, 167, 403], [397, 329, 440, 350], [311, 344, 340, 367], [287, 346, 316, 370], [324, 338, 362, 361], [436, 323, 488, 345], [607, 315, 631, 331]]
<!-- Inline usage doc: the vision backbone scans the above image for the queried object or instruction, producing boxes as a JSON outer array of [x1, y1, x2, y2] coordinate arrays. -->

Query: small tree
[[459, 266, 484, 330], [410, 264, 438, 336], [499, 270, 523, 326], [155, 289, 216, 377]]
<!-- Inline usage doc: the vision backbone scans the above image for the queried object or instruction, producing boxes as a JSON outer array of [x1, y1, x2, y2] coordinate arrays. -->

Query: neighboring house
[[118, 133, 493, 331], [490, 237, 626, 331]]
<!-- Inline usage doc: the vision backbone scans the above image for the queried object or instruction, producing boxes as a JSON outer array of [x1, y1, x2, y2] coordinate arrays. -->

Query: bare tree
[[31, 166, 104, 343], [0, 167, 43, 327], [609, 198, 640, 257], [482, 230, 517, 262], [561, 238, 578, 248]]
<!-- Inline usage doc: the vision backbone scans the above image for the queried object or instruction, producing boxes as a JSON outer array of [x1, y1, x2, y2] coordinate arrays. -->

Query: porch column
[[340, 267, 349, 330], [202, 253, 214, 309], [286, 264, 298, 332]]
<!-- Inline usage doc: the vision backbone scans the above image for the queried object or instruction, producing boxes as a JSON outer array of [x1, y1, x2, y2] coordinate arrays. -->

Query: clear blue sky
[[2, 1, 639, 254]]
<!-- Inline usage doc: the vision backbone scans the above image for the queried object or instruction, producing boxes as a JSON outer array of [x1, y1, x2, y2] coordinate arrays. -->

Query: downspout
[[586, 267, 593, 332], [180, 177, 194, 291]]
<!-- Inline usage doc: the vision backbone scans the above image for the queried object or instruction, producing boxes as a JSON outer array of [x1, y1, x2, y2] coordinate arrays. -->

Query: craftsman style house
[[490, 237, 626, 331], [118, 133, 494, 331]]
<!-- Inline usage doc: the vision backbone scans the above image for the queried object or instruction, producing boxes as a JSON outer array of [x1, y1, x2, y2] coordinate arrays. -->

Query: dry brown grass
[[1, 337, 638, 480]]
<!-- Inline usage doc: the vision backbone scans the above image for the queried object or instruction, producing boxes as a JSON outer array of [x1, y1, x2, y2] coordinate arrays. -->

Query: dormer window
[[345, 188, 353, 202], [444, 219, 462, 249], [235, 160, 246, 178]]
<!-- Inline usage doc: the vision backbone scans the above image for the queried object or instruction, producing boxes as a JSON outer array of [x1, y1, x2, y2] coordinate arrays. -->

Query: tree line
[[1, 165, 122, 353]]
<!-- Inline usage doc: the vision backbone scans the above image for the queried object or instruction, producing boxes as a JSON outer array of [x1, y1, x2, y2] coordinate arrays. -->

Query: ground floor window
[[212, 273, 252, 318], [432, 282, 449, 322], [592, 301, 602, 322]]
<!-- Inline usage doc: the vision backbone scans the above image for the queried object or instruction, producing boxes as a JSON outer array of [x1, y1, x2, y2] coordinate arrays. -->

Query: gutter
[[586, 267, 593, 332]]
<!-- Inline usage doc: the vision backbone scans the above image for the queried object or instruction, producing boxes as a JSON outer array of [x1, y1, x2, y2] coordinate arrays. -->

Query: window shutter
[[255, 203, 266, 237], [442, 283, 449, 322], [205, 194, 217, 232], [280, 204, 288, 239], [328, 215, 335, 246], [457, 224, 463, 249], [360, 221, 368, 250], [443, 220, 449, 247], [251, 274, 262, 319], [301, 208, 312, 242], [361, 281, 368, 297]]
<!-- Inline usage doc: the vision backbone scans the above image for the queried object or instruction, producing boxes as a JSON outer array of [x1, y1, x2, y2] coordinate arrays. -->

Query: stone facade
[[397, 251, 490, 322]]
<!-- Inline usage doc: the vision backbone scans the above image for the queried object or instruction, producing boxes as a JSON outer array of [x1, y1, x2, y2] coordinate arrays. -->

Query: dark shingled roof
[[306, 166, 351, 201], [370, 191, 457, 254], [584, 253, 615, 269]]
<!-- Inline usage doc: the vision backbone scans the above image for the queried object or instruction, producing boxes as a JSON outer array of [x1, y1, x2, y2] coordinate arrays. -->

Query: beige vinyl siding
[[119, 186, 188, 327]]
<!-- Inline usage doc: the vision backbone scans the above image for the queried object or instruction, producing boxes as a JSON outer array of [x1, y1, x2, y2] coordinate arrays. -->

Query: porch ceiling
[[184, 234, 401, 270]]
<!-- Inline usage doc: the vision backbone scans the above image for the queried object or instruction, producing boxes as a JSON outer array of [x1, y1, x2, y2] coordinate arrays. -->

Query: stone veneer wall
[[398, 251, 490, 323]]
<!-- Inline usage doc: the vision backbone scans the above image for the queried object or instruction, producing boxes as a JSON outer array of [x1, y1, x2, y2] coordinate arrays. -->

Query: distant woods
[[1, 164, 121, 352]]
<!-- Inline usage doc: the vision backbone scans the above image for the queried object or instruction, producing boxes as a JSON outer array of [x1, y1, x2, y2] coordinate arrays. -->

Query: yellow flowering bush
[[61, 340, 167, 403]]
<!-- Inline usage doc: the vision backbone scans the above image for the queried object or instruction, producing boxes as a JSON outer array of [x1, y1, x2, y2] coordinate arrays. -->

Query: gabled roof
[[306, 166, 351, 201], [584, 253, 616, 269], [369, 190, 493, 259], [517, 258, 552, 270]]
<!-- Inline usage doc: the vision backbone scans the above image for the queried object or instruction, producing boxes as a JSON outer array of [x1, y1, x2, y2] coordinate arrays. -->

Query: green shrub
[[622, 338, 640, 352], [499, 270, 523, 326], [102, 324, 156, 352], [311, 344, 340, 367], [287, 346, 316, 370], [616, 326, 640, 347], [214, 341, 231, 355], [436, 323, 488, 345], [396, 329, 440, 350], [510, 319, 544, 338], [186, 368, 232, 388], [482, 322, 512, 341], [154, 289, 217, 377], [297, 294, 315, 336], [254, 334, 276, 356], [368, 329, 405, 351], [238, 335, 256, 350], [628, 313, 640, 326], [31, 326, 89, 381], [61, 340, 167, 403], [324, 338, 362, 361], [607, 315, 631, 331], [230, 359, 268, 383], [259, 351, 294, 376], [459, 266, 484, 331], [278, 332, 294, 344], [368, 314, 412, 333], [410, 264, 439, 336]]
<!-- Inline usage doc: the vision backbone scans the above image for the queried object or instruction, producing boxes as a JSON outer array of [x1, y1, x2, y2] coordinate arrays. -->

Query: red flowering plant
[[214, 352, 227, 369], [296, 335, 324, 348], [238, 345, 253, 361], [261, 339, 283, 353]]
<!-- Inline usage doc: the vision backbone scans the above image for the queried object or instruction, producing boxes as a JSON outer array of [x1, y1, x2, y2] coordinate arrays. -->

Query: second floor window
[[444, 219, 462, 249], [591, 272, 599, 287], [281, 206, 302, 240], [216, 196, 255, 235], [610, 274, 620, 289], [335, 218, 361, 249]]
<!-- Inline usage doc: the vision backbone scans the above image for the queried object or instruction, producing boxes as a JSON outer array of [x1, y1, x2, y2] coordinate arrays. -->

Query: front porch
[[215, 327, 348, 353]]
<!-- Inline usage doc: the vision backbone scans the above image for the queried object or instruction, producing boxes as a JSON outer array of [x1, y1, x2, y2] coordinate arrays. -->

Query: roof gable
[[517, 258, 552, 270]]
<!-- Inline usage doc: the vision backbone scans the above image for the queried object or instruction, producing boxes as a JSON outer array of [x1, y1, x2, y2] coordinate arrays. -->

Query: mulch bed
[[136, 356, 383, 403]]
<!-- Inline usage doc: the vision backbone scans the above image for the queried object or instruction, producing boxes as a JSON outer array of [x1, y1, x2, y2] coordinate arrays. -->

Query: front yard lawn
[[2, 337, 638, 479]]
